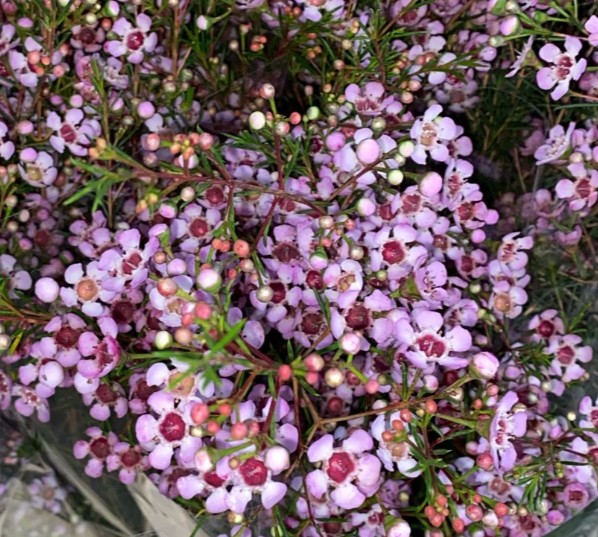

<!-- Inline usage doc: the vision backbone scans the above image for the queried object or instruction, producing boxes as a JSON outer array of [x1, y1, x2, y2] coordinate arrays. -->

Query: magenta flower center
[[96, 384, 117, 404], [537, 319, 555, 338], [204, 471, 225, 487], [121, 449, 141, 467], [306, 270, 324, 290], [590, 409, 598, 428], [239, 458, 268, 486], [189, 218, 209, 238], [273, 242, 301, 263], [122, 251, 143, 275], [56, 326, 80, 348], [112, 300, 135, 324], [326, 452, 355, 483], [60, 123, 77, 144], [345, 305, 369, 330], [457, 202, 474, 221], [402, 193, 421, 214], [554, 54, 573, 80], [159, 412, 186, 442], [382, 241, 405, 264], [416, 334, 446, 358], [126, 30, 145, 51], [557, 345, 575, 365], [301, 312, 324, 335], [205, 186, 224, 205], [270, 281, 286, 303], [576, 178, 592, 198], [90, 437, 111, 459]]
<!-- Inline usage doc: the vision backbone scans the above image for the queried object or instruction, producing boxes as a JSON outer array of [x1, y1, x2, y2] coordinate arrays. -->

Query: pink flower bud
[[356, 138, 381, 164], [470, 352, 499, 379], [137, 101, 155, 119], [35, 277, 59, 303], [264, 446, 290, 475], [197, 268, 222, 293], [339, 332, 361, 354]]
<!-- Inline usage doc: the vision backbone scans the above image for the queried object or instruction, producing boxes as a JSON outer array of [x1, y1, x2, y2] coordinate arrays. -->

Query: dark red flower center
[[239, 458, 268, 486], [77, 27, 97, 45], [270, 281, 286, 303], [557, 345, 575, 365], [122, 449, 141, 467], [326, 452, 355, 483], [576, 178, 592, 199], [122, 251, 143, 275], [537, 319, 555, 338], [112, 300, 135, 324], [416, 334, 446, 358], [97, 340, 117, 367], [306, 270, 324, 290], [159, 412, 186, 442], [34, 229, 52, 248], [126, 30, 145, 51], [96, 384, 117, 404], [402, 193, 421, 214], [189, 218, 209, 238], [382, 241, 405, 264], [60, 123, 77, 144], [301, 312, 324, 335], [345, 305, 369, 330], [205, 186, 224, 206], [0, 372, 9, 393], [56, 326, 80, 348], [204, 471, 225, 487], [457, 202, 474, 221], [135, 379, 158, 401], [90, 437, 111, 459], [273, 242, 301, 263]]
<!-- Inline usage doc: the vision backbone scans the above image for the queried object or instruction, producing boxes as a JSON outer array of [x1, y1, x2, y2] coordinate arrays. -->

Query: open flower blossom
[[490, 391, 527, 472], [306, 431, 382, 510], [104, 14, 157, 64], [536, 37, 587, 100]]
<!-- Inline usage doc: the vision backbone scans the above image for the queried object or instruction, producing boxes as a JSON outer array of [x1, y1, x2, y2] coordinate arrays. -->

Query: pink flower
[[344, 82, 401, 117], [76, 317, 121, 382], [395, 309, 472, 370], [528, 309, 564, 342], [60, 261, 113, 317], [73, 426, 118, 478], [82, 382, 128, 421], [47, 109, 100, 156], [104, 14, 158, 64], [12, 384, 50, 422], [306, 431, 381, 510], [534, 123, 575, 164], [410, 104, 457, 164], [18, 149, 57, 187], [555, 163, 598, 211], [489, 391, 527, 472], [536, 37, 586, 100], [98, 228, 159, 293], [106, 442, 149, 484], [135, 390, 201, 470], [547, 334, 592, 383]]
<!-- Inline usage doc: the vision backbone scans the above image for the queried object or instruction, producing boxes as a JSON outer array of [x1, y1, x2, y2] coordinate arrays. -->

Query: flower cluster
[[0, 0, 597, 536]]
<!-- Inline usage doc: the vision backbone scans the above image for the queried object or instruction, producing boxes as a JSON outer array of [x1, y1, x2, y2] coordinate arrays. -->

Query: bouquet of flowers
[[1, 0, 598, 536]]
